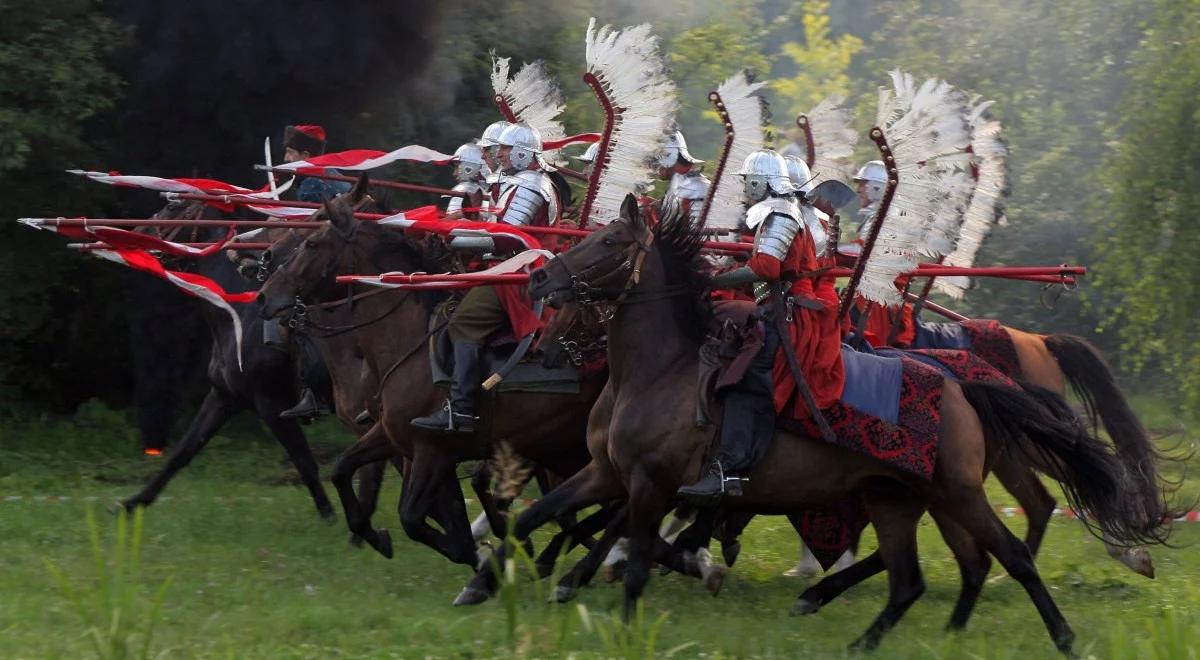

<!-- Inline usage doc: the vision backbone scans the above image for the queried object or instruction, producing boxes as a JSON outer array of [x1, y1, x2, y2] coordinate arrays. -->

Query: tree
[[1093, 0, 1200, 406], [770, 0, 863, 120]]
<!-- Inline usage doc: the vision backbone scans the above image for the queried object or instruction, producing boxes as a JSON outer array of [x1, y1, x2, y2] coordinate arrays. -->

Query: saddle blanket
[[911, 318, 1020, 377]]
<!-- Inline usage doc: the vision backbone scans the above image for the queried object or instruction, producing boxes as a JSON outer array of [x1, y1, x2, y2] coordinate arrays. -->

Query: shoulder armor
[[754, 211, 804, 261], [669, 171, 710, 201], [499, 170, 559, 225], [444, 181, 489, 216], [745, 197, 799, 231], [801, 205, 829, 258]]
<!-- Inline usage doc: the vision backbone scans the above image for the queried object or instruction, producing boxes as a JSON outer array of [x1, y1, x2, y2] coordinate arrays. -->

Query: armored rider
[[851, 159, 887, 237], [411, 122, 559, 433], [442, 142, 491, 220], [657, 131, 710, 225], [677, 149, 845, 501], [847, 159, 915, 348]]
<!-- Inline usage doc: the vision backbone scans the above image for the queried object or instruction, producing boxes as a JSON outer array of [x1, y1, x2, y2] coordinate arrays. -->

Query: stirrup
[[444, 400, 477, 432]]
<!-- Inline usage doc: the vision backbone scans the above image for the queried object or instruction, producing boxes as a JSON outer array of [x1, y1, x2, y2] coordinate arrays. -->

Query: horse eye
[[304, 240, 317, 249], [603, 237, 616, 247]]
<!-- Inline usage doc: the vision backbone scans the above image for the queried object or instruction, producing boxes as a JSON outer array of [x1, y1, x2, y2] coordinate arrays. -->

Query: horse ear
[[324, 197, 353, 234], [350, 171, 370, 204], [621, 193, 643, 231]]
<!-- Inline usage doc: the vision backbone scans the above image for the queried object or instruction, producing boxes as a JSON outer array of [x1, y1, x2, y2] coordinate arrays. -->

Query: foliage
[[44, 508, 172, 659], [770, 0, 864, 121], [1092, 0, 1200, 408]]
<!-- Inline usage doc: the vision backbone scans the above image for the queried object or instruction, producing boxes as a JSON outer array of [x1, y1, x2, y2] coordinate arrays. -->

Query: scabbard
[[771, 282, 836, 443]]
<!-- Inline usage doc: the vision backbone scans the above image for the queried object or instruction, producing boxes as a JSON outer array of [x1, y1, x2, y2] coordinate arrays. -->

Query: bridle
[[548, 220, 688, 307]]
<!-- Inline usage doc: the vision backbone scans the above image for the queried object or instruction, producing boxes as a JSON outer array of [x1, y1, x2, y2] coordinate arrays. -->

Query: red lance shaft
[[838, 127, 897, 323], [253, 165, 466, 197], [904, 291, 968, 322]]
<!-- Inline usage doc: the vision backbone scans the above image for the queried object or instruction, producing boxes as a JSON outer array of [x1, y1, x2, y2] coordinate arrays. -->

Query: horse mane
[[648, 200, 714, 341], [356, 220, 453, 310]]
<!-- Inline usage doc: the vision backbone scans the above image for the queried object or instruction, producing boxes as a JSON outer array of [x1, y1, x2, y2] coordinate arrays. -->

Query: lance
[[337, 273, 531, 285], [68, 241, 275, 251], [904, 291, 968, 322], [253, 165, 466, 197], [838, 127, 897, 323]]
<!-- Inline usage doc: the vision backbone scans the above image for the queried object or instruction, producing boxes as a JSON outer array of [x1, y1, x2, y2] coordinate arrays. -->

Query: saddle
[[428, 301, 581, 394]]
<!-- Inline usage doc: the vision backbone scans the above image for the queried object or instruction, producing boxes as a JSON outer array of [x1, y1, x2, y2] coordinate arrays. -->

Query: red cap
[[294, 124, 326, 141]]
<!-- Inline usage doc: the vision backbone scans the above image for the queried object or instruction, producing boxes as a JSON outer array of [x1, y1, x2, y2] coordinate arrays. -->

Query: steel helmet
[[784, 155, 815, 195], [853, 160, 887, 205], [478, 120, 513, 147], [738, 149, 796, 201], [656, 130, 704, 168], [452, 142, 488, 181], [498, 122, 543, 170]]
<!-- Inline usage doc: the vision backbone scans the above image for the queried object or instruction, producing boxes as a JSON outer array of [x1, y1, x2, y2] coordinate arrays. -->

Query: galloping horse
[[257, 184, 608, 569], [461, 195, 1167, 653]]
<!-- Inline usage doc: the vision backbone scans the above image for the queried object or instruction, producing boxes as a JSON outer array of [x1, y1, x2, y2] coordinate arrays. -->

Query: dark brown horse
[[461, 195, 1164, 653], [256, 187, 606, 569]]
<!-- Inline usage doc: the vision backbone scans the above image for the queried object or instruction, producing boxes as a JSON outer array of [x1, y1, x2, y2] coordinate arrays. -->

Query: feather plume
[[583, 18, 677, 225], [859, 70, 971, 307], [490, 55, 567, 158], [936, 97, 1008, 298], [805, 94, 858, 184], [704, 70, 768, 231]]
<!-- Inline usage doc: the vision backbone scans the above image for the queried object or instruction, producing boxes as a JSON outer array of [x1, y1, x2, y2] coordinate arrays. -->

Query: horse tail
[[1042, 334, 1184, 527], [960, 381, 1174, 547]]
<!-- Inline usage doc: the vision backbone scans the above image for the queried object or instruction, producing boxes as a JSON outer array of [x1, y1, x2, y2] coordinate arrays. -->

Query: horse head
[[256, 173, 372, 319], [529, 194, 651, 308]]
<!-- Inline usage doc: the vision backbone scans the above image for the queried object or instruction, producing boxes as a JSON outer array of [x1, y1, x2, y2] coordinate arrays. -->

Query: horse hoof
[[372, 529, 394, 559], [319, 508, 337, 523], [536, 562, 555, 580], [721, 540, 742, 567], [848, 636, 877, 653], [1126, 549, 1155, 579], [348, 533, 365, 549], [550, 585, 576, 603], [790, 595, 822, 616], [453, 586, 491, 606], [703, 565, 727, 596], [110, 500, 134, 516]]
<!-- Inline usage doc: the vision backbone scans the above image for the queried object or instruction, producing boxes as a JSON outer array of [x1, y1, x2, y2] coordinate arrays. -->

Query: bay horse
[[256, 185, 606, 569], [119, 201, 339, 518], [462, 194, 1165, 653]]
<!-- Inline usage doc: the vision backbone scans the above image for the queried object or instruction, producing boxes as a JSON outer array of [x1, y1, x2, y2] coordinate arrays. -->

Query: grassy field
[[1, 399, 1197, 659]]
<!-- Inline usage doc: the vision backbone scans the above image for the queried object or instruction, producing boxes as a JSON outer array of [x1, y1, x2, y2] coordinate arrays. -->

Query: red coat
[[748, 228, 845, 419], [494, 192, 555, 340]]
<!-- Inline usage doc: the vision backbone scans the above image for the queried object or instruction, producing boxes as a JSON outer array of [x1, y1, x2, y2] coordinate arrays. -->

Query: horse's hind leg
[[331, 423, 395, 557], [259, 412, 334, 520], [552, 504, 629, 601], [398, 448, 477, 568], [536, 502, 620, 578], [122, 388, 239, 510], [943, 492, 1075, 654], [849, 492, 928, 652], [993, 454, 1055, 556], [930, 509, 992, 631], [791, 551, 885, 615]]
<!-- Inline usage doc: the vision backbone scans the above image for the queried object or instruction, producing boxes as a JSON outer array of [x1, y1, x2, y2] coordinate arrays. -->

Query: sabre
[[264, 137, 280, 199]]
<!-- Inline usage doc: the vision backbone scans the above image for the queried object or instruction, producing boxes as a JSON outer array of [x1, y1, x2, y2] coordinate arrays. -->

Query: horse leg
[[122, 389, 239, 510], [552, 504, 629, 601], [848, 492, 928, 652], [469, 463, 505, 541], [347, 459, 387, 548], [455, 461, 623, 605], [943, 493, 1075, 654], [331, 423, 395, 557], [536, 502, 620, 578], [992, 453, 1055, 556], [791, 551, 885, 615], [259, 413, 335, 520], [398, 448, 477, 568], [930, 509, 992, 631], [622, 472, 673, 621]]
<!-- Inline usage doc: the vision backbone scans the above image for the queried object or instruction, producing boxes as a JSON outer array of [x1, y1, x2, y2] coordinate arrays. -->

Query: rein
[[556, 224, 690, 306]]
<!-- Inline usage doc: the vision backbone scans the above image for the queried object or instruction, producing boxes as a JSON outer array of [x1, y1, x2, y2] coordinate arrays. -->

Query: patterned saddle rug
[[911, 318, 1020, 376]]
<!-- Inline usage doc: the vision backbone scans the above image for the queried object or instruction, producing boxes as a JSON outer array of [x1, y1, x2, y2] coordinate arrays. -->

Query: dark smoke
[[109, 2, 442, 448]]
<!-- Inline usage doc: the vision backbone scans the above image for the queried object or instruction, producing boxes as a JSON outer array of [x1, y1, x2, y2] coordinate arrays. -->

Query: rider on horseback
[[275, 124, 351, 421], [442, 142, 491, 220], [411, 122, 560, 433], [678, 149, 845, 502], [657, 131, 709, 225]]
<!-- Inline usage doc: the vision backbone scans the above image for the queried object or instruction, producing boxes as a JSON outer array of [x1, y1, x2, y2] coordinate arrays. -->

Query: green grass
[[0, 400, 1197, 658]]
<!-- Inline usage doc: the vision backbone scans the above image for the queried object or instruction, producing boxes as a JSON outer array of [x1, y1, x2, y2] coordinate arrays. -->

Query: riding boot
[[677, 320, 779, 505], [279, 387, 331, 420], [411, 340, 484, 433]]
